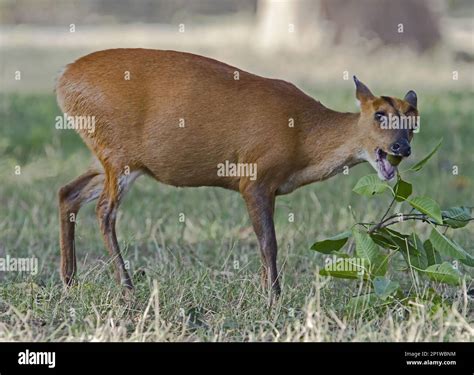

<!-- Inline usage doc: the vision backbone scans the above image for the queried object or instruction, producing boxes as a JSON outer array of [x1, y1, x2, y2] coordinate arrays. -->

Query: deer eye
[[374, 112, 386, 122]]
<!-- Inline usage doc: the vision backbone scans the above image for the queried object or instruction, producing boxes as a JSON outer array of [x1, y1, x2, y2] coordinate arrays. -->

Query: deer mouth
[[375, 148, 396, 181]]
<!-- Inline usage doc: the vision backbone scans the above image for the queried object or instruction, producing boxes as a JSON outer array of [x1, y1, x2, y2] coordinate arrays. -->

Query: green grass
[[0, 90, 473, 341]]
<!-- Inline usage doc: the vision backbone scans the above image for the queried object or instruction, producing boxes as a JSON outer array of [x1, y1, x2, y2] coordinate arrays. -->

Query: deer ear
[[404, 90, 417, 108], [353, 76, 374, 102]]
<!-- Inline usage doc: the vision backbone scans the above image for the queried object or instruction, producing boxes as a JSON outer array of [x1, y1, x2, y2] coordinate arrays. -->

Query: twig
[[368, 214, 473, 234], [368, 195, 397, 234], [380, 196, 397, 224], [379, 218, 451, 229]]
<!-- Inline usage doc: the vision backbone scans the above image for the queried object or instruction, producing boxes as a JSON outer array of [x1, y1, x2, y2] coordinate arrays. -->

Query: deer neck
[[278, 108, 365, 194]]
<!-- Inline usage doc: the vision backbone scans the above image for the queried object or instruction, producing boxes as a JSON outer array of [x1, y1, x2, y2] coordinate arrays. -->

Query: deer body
[[57, 48, 417, 298]]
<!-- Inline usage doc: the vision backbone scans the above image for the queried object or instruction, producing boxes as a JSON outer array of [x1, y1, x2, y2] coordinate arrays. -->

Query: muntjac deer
[[57, 48, 418, 298]]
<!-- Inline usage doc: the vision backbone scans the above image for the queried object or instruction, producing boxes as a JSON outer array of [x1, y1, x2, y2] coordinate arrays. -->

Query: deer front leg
[[241, 186, 281, 301], [96, 171, 135, 293]]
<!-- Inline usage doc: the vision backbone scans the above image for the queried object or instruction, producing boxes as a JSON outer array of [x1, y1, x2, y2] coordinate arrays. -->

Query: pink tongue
[[381, 158, 395, 179]]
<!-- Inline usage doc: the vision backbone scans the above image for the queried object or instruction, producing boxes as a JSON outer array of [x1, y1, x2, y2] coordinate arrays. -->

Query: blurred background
[[1, 0, 473, 93]]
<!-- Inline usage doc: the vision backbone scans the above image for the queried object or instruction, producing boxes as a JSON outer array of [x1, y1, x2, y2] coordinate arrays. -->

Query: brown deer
[[57, 49, 417, 298]]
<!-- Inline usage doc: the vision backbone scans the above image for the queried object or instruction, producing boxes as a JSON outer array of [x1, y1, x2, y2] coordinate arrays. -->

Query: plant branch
[[381, 196, 397, 223], [368, 195, 397, 234], [379, 218, 451, 229], [368, 213, 473, 234]]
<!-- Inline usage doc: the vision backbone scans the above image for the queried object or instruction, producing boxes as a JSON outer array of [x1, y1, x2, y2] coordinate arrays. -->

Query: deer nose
[[390, 140, 411, 157]]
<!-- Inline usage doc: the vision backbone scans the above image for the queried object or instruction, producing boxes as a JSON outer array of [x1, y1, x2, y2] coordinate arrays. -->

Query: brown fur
[[56, 48, 418, 299]]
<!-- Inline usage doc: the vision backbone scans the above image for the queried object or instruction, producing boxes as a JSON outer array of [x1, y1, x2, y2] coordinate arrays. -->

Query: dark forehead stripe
[[381, 96, 400, 116], [381, 96, 397, 109]]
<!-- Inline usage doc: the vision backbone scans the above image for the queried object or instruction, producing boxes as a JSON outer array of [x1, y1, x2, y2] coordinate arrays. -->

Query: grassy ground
[[0, 89, 473, 341]]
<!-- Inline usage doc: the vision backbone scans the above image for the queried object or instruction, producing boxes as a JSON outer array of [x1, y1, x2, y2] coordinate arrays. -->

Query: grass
[[0, 90, 473, 342]]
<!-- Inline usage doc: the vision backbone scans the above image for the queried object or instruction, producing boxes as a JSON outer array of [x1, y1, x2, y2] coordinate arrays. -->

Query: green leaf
[[379, 228, 412, 247], [460, 250, 474, 267], [311, 231, 351, 254], [442, 206, 472, 228], [394, 179, 412, 202], [353, 230, 380, 263], [373, 277, 400, 300], [370, 231, 398, 251], [429, 227, 467, 261], [424, 239, 441, 266], [383, 228, 410, 238], [353, 174, 390, 196], [371, 252, 390, 276], [373, 229, 428, 269], [319, 257, 368, 279], [408, 138, 442, 172], [371, 228, 408, 251], [408, 233, 429, 270], [408, 196, 443, 224], [332, 251, 350, 258], [319, 269, 360, 279], [396, 233, 427, 269], [420, 262, 462, 286]]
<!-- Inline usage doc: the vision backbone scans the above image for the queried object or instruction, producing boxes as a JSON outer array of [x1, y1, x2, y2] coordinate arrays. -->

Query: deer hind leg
[[96, 168, 141, 291], [58, 167, 105, 287]]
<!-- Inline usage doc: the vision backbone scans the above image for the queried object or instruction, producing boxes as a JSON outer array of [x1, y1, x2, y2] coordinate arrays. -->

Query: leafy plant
[[311, 139, 473, 305]]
